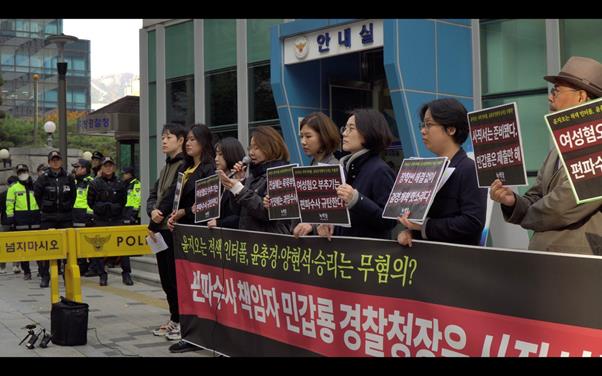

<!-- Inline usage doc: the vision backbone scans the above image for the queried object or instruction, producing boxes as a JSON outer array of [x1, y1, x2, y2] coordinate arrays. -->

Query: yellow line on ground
[[80, 279, 168, 310]]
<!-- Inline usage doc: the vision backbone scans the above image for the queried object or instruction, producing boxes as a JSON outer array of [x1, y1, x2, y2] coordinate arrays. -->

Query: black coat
[[176, 161, 216, 225], [334, 151, 397, 240], [412, 148, 487, 246], [87, 174, 127, 224], [216, 189, 240, 229], [34, 168, 76, 222], [231, 160, 291, 234]]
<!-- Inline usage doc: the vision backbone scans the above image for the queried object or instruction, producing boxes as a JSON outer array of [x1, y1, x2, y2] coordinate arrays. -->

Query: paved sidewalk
[[0, 267, 213, 357]]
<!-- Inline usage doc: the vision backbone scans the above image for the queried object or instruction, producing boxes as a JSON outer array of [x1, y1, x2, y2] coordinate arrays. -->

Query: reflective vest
[[73, 175, 94, 214], [6, 180, 41, 229], [125, 178, 141, 211]]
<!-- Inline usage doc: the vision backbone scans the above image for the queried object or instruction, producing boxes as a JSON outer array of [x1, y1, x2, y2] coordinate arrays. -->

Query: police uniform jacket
[[87, 174, 127, 224], [34, 168, 76, 222], [72, 175, 94, 226], [6, 177, 41, 229]]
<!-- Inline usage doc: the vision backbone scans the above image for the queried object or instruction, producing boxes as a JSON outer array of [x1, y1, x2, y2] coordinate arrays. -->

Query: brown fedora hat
[[544, 56, 602, 98]]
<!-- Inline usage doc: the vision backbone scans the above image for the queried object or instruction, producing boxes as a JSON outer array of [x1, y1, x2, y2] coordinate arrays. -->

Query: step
[[129, 255, 159, 274]]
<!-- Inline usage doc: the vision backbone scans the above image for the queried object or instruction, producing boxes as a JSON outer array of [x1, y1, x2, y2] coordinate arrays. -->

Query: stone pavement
[[0, 266, 214, 357]]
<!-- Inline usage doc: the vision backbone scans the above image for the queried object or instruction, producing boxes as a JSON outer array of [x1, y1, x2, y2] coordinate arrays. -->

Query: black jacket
[[147, 153, 185, 232], [34, 168, 76, 222], [412, 148, 487, 246], [216, 189, 240, 229], [334, 151, 397, 240], [231, 160, 291, 234], [87, 174, 127, 224], [176, 161, 216, 225]]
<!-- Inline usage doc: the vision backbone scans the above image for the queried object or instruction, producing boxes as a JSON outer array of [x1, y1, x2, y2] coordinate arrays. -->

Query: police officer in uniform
[[87, 157, 131, 286], [34, 151, 76, 288], [114, 166, 141, 285], [71, 158, 98, 276], [5, 164, 41, 280]]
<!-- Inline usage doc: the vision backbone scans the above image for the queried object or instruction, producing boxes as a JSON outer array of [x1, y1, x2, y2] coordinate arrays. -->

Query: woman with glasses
[[316, 108, 397, 240], [398, 98, 487, 247]]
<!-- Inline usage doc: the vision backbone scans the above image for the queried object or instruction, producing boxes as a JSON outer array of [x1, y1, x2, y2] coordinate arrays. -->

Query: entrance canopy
[[78, 95, 139, 142]]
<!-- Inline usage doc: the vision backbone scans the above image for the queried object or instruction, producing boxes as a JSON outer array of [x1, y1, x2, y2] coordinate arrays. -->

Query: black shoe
[[99, 274, 108, 286], [169, 340, 199, 353], [24, 273, 32, 281], [40, 276, 50, 288], [122, 272, 134, 286]]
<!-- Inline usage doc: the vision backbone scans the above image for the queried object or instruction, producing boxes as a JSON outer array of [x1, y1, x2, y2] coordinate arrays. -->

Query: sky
[[63, 19, 142, 78]]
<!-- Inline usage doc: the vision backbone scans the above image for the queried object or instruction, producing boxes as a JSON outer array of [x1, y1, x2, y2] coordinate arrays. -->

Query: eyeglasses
[[340, 125, 357, 135], [549, 87, 579, 98], [418, 121, 442, 131]]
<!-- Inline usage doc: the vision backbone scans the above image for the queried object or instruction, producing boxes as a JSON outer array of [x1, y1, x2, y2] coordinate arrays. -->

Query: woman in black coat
[[397, 98, 487, 247], [218, 126, 291, 234], [167, 124, 216, 228], [207, 137, 245, 229], [317, 109, 398, 240]]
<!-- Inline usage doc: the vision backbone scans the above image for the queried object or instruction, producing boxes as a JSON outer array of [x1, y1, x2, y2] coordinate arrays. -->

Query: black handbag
[[50, 297, 89, 346]]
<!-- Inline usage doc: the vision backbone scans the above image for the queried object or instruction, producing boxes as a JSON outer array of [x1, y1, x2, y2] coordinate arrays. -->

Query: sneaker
[[12, 264, 21, 274], [122, 272, 134, 286], [165, 323, 181, 341], [99, 274, 108, 286], [169, 340, 199, 353], [23, 273, 32, 281], [153, 320, 177, 336], [40, 275, 50, 288]]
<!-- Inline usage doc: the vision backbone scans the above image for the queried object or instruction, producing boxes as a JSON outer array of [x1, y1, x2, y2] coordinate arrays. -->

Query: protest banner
[[194, 174, 221, 223], [468, 103, 528, 187], [382, 157, 447, 223], [267, 164, 300, 220], [545, 98, 602, 203], [174, 224, 602, 357], [292, 165, 350, 225]]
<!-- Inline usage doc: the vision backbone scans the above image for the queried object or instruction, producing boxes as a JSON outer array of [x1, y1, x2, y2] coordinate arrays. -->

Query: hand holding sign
[[489, 179, 516, 207]]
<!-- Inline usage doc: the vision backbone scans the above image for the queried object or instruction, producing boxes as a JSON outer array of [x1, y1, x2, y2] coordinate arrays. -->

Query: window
[[480, 19, 549, 182], [204, 19, 236, 72], [166, 75, 195, 127], [560, 19, 602, 64], [205, 68, 237, 127], [247, 19, 282, 64], [248, 63, 277, 124]]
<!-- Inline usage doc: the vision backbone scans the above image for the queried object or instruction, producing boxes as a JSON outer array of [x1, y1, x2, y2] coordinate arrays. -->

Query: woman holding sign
[[218, 126, 291, 234], [397, 98, 487, 247], [207, 137, 246, 229], [167, 124, 216, 229], [316, 109, 397, 240]]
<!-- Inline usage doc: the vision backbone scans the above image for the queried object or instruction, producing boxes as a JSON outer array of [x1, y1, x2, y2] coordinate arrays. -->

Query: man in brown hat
[[490, 56, 602, 255]]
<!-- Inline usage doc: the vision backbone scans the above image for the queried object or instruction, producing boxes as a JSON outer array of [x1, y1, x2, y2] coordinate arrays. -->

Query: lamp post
[[0, 149, 11, 169], [45, 34, 79, 169], [44, 120, 56, 147], [32, 73, 40, 144], [82, 151, 92, 161]]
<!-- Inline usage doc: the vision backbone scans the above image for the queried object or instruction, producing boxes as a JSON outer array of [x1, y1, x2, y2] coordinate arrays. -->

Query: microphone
[[227, 156, 251, 178]]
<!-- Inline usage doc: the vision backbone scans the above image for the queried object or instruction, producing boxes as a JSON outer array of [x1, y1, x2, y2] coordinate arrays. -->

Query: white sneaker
[[12, 264, 21, 274], [152, 320, 176, 336], [165, 322, 181, 341]]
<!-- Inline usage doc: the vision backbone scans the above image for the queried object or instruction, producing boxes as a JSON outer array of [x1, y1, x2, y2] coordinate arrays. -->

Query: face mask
[[18, 173, 29, 182]]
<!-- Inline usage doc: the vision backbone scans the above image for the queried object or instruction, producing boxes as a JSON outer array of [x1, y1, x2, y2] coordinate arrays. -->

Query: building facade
[[139, 18, 602, 248], [0, 19, 91, 117]]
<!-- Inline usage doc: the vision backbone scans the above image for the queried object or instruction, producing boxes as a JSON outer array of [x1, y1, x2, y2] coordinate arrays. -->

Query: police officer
[[91, 151, 104, 177], [87, 156, 131, 286], [71, 158, 98, 276], [6, 164, 41, 281], [34, 151, 76, 288], [121, 166, 141, 225]]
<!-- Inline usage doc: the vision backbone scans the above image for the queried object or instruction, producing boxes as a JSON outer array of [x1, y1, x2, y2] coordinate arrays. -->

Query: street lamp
[[82, 151, 92, 161], [0, 149, 11, 168], [45, 33, 79, 169], [44, 120, 56, 147], [32, 73, 40, 144]]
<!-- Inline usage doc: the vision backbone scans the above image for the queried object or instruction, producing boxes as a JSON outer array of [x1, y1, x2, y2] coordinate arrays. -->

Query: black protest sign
[[172, 172, 184, 213], [292, 165, 350, 225], [267, 164, 299, 220], [545, 98, 602, 204], [174, 224, 602, 357], [382, 157, 448, 223], [194, 174, 221, 223], [468, 102, 527, 187]]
